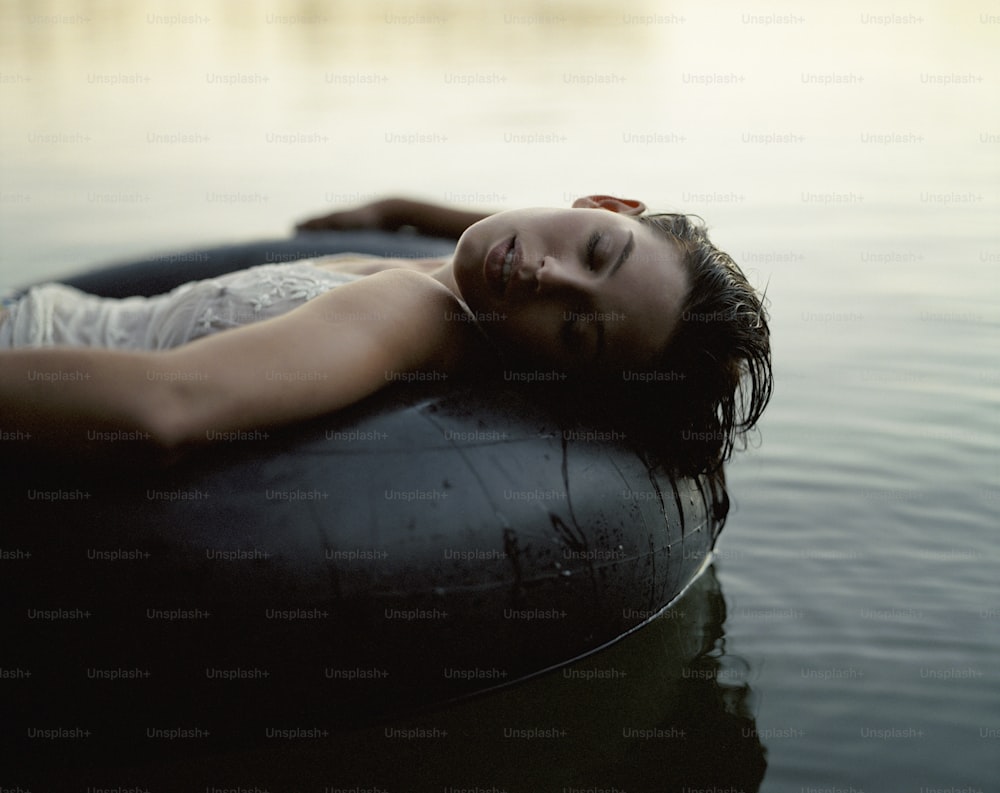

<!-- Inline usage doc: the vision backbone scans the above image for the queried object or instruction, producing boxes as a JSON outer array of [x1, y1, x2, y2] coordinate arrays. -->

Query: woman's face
[[452, 206, 690, 376]]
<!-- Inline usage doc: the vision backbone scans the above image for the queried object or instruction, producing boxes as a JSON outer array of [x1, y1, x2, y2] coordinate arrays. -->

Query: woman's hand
[[295, 197, 494, 241], [294, 198, 401, 233]]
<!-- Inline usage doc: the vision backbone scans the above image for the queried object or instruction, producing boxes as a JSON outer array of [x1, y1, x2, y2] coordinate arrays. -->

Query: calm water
[[2, 1, 998, 790]]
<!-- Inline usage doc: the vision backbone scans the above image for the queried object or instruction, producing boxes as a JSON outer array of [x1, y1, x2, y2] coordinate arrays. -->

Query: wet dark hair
[[627, 212, 773, 477]]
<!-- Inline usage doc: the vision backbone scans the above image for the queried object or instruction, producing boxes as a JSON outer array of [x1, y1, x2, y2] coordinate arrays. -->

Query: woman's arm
[[0, 270, 469, 462], [0, 346, 175, 463], [294, 197, 493, 240]]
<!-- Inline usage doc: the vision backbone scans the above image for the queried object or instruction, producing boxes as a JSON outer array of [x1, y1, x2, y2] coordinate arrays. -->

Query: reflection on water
[[55, 564, 766, 792]]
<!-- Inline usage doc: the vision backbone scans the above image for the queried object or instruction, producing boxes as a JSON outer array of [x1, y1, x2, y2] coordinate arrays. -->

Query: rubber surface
[[0, 232, 720, 775]]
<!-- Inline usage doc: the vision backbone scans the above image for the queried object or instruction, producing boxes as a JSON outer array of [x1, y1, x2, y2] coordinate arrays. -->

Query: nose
[[531, 255, 590, 294]]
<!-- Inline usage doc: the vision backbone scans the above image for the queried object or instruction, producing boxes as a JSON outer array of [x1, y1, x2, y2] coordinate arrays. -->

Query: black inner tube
[[1, 231, 722, 778]]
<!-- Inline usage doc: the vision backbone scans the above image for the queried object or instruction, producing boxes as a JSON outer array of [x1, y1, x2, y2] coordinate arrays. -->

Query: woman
[[0, 195, 771, 473]]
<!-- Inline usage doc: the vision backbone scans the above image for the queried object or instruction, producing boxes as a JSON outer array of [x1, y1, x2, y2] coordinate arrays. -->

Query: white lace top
[[0, 260, 362, 350]]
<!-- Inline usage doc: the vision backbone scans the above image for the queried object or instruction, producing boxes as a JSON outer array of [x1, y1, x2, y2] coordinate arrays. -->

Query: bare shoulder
[[300, 269, 481, 372], [315, 267, 463, 314], [313, 254, 448, 276], [157, 269, 486, 447]]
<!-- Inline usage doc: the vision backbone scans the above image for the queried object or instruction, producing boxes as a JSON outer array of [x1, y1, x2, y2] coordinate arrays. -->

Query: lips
[[484, 236, 520, 299]]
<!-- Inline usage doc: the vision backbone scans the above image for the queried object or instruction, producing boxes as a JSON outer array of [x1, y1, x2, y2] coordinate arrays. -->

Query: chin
[[451, 236, 488, 310]]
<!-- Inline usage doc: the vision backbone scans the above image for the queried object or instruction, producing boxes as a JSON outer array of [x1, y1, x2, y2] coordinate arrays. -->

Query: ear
[[571, 195, 646, 216]]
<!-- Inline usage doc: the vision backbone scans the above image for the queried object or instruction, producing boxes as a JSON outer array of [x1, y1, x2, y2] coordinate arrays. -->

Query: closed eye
[[585, 230, 602, 271]]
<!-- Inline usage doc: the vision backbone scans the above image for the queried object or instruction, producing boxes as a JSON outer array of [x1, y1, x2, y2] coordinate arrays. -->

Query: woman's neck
[[429, 257, 460, 298]]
